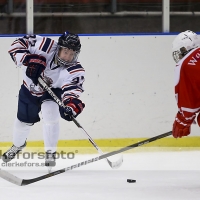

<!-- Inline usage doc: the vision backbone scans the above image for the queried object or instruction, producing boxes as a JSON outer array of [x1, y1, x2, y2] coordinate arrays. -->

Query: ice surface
[[1, 151, 200, 200]]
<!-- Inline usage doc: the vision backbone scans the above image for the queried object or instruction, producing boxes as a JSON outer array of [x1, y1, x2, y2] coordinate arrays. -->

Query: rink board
[[0, 34, 200, 147]]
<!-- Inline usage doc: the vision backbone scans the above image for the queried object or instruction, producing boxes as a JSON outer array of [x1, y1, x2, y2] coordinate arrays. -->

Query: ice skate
[[45, 152, 56, 173], [2, 142, 26, 163]]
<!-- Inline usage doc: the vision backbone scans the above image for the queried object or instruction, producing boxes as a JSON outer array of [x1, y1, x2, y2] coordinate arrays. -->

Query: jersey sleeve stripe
[[8, 48, 25, 53], [75, 88, 83, 92], [39, 37, 45, 50], [67, 64, 84, 73], [41, 38, 51, 52], [69, 69, 85, 74], [62, 84, 84, 91], [9, 49, 30, 54], [62, 85, 79, 91], [11, 41, 19, 46], [65, 93, 79, 98], [62, 93, 79, 100], [61, 83, 75, 89], [8, 47, 26, 53], [47, 40, 54, 53], [20, 53, 28, 62], [9, 53, 15, 62], [11, 39, 27, 48], [18, 38, 28, 48]]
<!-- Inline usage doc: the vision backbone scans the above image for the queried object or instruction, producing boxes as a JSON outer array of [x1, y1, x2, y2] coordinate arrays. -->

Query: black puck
[[127, 179, 136, 183]]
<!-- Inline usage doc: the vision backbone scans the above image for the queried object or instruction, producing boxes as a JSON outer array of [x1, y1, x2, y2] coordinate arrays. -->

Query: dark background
[[0, 0, 200, 34]]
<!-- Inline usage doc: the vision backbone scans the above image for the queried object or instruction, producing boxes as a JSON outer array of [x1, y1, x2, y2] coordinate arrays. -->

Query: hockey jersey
[[8, 35, 85, 103], [175, 47, 200, 120]]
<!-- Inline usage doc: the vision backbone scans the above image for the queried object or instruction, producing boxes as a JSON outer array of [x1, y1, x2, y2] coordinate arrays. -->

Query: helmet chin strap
[[54, 56, 58, 65]]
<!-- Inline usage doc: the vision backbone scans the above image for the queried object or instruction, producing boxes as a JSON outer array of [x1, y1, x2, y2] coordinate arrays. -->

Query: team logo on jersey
[[30, 83, 44, 93]]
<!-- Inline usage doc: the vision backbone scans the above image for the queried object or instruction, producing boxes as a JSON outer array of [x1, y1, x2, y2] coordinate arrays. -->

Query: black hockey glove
[[23, 54, 46, 85], [61, 98, 85, 121]]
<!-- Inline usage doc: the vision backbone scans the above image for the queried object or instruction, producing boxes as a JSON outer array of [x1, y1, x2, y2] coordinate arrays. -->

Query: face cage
[[55, 46, 80, 67], [172, 51, 182, 63]]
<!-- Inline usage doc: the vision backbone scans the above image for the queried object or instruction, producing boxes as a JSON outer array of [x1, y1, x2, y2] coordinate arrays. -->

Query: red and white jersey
[[8, 35, 85, 102], [175, 47, 200, 120]]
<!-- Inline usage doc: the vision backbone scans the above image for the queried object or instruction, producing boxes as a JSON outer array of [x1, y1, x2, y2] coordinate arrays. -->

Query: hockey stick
[[38, 77, 123, 169], [0, 131, 172, 186]]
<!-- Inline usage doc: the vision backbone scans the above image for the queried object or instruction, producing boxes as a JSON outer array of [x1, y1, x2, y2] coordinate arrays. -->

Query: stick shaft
[[20, 130, 171, 185], [38, 77, 122, 168], [38, 77, 106, 153]]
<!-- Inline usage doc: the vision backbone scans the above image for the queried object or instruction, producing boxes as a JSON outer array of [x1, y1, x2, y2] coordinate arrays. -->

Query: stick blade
[[0, 169, 22, 186], [107, 155, 123, 169]]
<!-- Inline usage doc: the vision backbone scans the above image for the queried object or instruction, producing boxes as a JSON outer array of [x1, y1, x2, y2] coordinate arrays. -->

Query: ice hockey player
[[172, 30, 200, 138], [2, 31, 85, 167]]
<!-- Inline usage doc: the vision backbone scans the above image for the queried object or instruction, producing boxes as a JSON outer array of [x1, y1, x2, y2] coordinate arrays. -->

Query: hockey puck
[[127, 179, 136, 183]]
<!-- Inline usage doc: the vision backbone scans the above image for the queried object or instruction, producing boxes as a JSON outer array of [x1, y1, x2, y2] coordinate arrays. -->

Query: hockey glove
[[23, 54, 46, 85], [61, 98, 85, 121], [172, 112, 194, 138]]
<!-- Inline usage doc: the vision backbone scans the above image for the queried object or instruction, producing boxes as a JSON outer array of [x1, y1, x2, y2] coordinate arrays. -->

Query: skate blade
[[48, 167, 52, 173]]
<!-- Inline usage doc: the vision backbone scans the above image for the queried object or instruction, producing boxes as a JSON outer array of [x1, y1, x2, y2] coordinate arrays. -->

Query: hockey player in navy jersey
[[2, 31, 85, 167]]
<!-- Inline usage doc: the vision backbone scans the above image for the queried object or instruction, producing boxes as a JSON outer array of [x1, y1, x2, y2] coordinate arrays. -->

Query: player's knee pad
[[41, 101, 60, 125]]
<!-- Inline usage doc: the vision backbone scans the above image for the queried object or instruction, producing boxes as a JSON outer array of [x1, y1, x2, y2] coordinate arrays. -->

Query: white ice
[[1, 151, 200, 200]]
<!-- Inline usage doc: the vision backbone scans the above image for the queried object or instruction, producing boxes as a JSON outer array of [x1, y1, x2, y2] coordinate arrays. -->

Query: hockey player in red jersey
[[172, 30, 200, 138], [2, 32, 85, 168]]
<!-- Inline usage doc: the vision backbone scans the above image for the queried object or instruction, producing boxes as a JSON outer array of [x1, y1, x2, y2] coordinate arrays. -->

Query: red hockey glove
[[23, 54, 46, 85], [172, 112, 194, 138], [61, 98, 85, 121]]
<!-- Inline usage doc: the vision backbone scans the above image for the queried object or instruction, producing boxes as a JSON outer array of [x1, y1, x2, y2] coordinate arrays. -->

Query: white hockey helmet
[[172, 30, 200, 63]]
